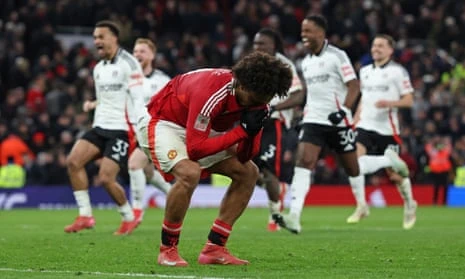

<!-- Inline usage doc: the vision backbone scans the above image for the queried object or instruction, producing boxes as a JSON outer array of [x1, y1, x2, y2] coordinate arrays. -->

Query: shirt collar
[[372, 59, 391, 69], [104, 48, 121, 65], [311, 39, 328, 57]]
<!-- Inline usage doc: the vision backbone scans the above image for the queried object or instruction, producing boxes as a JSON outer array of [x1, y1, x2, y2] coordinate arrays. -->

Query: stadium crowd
[[1, 0, 465, 187]]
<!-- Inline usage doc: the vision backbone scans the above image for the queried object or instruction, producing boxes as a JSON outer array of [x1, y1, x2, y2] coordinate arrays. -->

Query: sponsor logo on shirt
[[402, 80, 412, 90], [362, 85, 389, 92], [130, 73, 143, 80], [305, 74, 330, 84], [342, 65, 354, 77], [98, 83, 124, 92]]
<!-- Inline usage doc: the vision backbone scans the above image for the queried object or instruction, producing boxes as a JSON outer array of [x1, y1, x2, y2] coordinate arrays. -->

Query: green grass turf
[[0, 206, 464, 279]]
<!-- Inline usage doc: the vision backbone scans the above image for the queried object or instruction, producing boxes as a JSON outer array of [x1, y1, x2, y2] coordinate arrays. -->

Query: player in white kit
[[127, 38, 171, 225], [64, 21, 144, 235], [281, 15, 361, 234], [251, 28, 304, 232], [347, 34, 417, 229]]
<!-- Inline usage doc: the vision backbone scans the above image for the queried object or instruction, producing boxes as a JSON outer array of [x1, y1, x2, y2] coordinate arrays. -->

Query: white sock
[[358, 155, 391, 175], [148, 170, 171, 194], [289, 167, 311, 219], [268, 200, 281, 215], [396, 178, 414, 207], [118, 202, 134, 221], [129, 169, 146, 210], [74, 190, 92, 217], [348, 175, 366, 207]]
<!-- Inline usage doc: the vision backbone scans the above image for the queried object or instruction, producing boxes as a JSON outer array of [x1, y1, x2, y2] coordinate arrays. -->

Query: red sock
[[161, 219, 182, 246], [208, 219, 232, 246]]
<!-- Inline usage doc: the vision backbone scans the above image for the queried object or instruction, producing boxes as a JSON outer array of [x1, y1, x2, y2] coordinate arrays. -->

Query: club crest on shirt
[[167, 150, 177, 160], [194, 114, 210, 132]]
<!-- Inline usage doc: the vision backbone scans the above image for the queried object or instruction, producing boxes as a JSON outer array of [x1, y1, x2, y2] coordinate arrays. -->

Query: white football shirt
[[357, 61, 413, 135], [301, 41, 357, 126], [92, 48, 144, 131], [126, 69, 170, 124], [269, 52, 303, 128]]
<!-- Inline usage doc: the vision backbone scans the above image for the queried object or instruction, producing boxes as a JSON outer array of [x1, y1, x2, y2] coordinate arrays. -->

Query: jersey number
[[338, 129, 356, 146], [260, 144, 276, 161], [112, 139, 129, 157]]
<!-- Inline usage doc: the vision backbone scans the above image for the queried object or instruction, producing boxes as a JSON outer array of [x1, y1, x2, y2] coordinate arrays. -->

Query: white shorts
[[136, 115, 231, 173]]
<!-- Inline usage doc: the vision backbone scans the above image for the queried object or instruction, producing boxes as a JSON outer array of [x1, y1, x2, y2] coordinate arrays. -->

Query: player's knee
[[244, 162, 260, 182], [175, 161, 201, 189], [98, 172, 116, 187], [230, 161, 259, 184], [66, 156, 81, 172], [128, 160, 140, 171], [297, 157, 317, 171]]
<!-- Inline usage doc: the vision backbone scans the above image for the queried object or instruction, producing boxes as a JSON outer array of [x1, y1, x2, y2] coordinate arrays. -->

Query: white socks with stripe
[[397, 177, 414, 207], [74, 190, 92, 217], [118, 202, 135, 221], [268, 200, 281, 215], [129, 169, 146, 210], [349, 155, 389, 207], [289, 167, 311, 219], [348, 175, 366, 207]]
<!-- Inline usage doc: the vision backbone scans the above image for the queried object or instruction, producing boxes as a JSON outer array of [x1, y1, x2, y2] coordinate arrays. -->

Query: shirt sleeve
[[288, 63, 303, 93], [337, 51, 357, 83], [394, 66, 414, 96], [185, 86, 248, 161], [236, 130, 263, 163], [127, 62, 145, 121]]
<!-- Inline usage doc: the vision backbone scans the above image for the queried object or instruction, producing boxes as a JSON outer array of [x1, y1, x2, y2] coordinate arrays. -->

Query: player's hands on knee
[[240, 107, 269, 136], [328, 106, 350, 125]]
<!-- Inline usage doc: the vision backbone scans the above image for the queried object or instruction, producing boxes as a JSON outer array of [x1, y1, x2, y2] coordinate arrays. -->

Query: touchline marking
[[0, 268, 241, 279]]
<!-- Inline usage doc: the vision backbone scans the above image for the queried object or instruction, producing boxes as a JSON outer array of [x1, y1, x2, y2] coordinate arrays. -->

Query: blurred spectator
[[0, 132, 34, 167], [424, 135, 453, 205]]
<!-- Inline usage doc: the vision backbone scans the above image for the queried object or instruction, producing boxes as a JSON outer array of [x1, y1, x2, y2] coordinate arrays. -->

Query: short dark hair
[[374, 34, 396, 48], [95, 20, 120, 38], [256, 28, 284, 54], [305, 14, 328, 33], [232, 52, 291, 100]]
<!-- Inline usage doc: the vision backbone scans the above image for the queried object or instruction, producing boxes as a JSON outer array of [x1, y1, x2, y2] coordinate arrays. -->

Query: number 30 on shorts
[[338, 129, 357, 146]]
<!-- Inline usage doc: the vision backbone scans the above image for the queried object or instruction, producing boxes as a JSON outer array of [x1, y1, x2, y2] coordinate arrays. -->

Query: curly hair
[[232, 52, 292, 100]]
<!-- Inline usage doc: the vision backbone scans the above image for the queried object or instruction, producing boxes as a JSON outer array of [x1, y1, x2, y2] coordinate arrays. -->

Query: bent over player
[[137, 52, 292, 266]]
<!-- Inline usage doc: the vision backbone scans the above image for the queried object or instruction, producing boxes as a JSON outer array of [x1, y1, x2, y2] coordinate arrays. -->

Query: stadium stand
[[1, 0, 465, 189]]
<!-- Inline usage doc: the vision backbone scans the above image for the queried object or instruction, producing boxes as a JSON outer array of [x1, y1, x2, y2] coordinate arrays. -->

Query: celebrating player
[[282, 15, 361, 234], [64, 21, 144, 235], [347, 34, 417, 229]]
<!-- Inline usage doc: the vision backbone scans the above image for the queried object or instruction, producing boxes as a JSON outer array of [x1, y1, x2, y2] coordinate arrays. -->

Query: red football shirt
[[147, 69, 253, 161]]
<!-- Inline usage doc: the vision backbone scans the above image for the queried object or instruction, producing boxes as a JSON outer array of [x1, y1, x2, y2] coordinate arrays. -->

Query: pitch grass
[[1, 207, 464, 279]]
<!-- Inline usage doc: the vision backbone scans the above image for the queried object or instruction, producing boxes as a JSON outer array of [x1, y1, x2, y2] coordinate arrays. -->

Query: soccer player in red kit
[[136, 52, 292, 266]]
